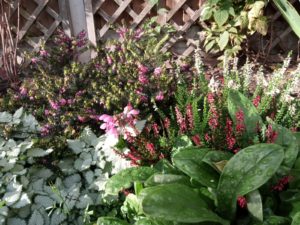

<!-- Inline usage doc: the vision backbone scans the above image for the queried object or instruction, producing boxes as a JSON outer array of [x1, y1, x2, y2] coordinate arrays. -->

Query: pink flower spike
[[154, 67, 162, 76], [155, 91, 164, 101]]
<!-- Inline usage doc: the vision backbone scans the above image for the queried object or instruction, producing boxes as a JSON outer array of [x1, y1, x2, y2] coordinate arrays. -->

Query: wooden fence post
[[67, 0, 97, 63]]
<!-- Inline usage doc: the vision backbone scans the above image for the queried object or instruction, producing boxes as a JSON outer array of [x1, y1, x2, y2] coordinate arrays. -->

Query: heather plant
[[1, 20, 181, 143]]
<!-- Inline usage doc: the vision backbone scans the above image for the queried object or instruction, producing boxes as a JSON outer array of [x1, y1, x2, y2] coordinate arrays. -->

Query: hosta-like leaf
[[246, 190, 263, 221], [269, 123, 299, 168], [135, 218, 173, 225], [202, 150, 233, 173], [292, 212, 300, 225], [97, 217, 130, 225], [227, 90, 263, 140], [262, 216, 291, 224], [145, 174, 191, 187], [217, 144, 284, 219], [141, 184, 229, 224], [105, 167, 156, 195], [172, 147, 219, 188]]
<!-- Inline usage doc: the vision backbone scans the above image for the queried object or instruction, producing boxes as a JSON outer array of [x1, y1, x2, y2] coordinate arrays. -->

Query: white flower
[[288, 104, 297, 116], [282, 93, 294, 104], [208, 76, 220, 93], [227, 80, 240, 90], [266, 88, 280, 97]]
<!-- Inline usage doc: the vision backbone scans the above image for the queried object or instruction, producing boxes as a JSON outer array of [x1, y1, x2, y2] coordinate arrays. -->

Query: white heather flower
[[227, 80, 240, 90], [242, 58, 253, 91], [266, 88, 280, 97], [288, 104, 297, 117], [282, 93, 295, 104], [208, 76, 220, 93]]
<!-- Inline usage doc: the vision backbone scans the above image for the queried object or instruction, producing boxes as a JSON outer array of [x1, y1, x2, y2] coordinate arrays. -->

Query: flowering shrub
[[1, 20, 182, 143]]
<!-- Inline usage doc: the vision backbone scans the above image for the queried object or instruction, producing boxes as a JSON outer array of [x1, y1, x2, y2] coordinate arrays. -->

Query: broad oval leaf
[[263, 216, 291, 225], [141, 184, 229, 225], [217, 143, 284, 219], [105, 167, 156, 195], [268, 121, 299, 168], [97, 217, 130, 225], [214, 10, 229, 27], [145, 174, 191, 187], [292, 212, 300, 225], [246, 190, 263, 222], [202, 150, 233, 173], [218, 31, 229, 51], [172, 148, 220, 188]]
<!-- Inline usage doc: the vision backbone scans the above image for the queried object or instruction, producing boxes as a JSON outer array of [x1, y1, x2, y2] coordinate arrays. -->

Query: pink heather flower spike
[[138, 74, 149, 84], [138, 64, 148, 75], [154, 67, 162, 76], [49, 100, 60, 110], [31, 57, 38, 64], [40, 50, 48, 57], [155, 91, 164, 101], [237, 196, 247, 208]]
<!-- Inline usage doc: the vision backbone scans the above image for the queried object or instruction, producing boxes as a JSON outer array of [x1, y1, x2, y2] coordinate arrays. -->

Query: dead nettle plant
[[0, 1, 20, 91]]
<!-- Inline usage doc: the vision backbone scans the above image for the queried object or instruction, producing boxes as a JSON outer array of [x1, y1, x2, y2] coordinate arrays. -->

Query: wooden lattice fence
[[1, 0, 300, 63]]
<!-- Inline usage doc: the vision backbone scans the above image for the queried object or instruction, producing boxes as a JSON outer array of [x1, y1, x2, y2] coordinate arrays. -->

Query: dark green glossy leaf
[[227, 90, 263, 140], [141, 184, 229, 225], [145, 174, 191, 187], [292, 212, 300, 225], [134, 218, 173, 225], [246, 190, 263, 222], [154, 159, 181, 174], [105, 167, 156, 195], [202, 150, 233, 173], [262, 216, 291, 225], [270, 123, 299, 168], [217, 144, 284, 219], [97, 217, 130, 225], [172, 148, 219, 188]]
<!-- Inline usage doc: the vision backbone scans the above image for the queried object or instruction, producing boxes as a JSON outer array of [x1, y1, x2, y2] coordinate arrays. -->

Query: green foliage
[[201, 0, 268, 58]]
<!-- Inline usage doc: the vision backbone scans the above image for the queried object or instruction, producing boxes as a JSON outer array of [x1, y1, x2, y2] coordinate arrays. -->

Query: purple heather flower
[[41, 124, 51, 136], [29, 96, 34, 101], [31, 57, 38, 64], [154, 67, 162, 76], [155, 91, 164, 101], [138, 74, 149, 84], [39, 50, 48, 57], [77, 115, 87, 123], [138, 64, 148, 75], [49, 100, 60, 110], [134, 28, 144, 40], [67, 99, 75, 105], [116, 27, 128, 39], [59, 98, 67, 106], [107, 56, 113, 65], [20, 87, 28, 96], [44, 109, 50, 116]]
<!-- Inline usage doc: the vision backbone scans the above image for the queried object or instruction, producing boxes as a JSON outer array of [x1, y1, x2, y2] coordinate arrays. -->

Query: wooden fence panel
[[1, 0, 300, 63]]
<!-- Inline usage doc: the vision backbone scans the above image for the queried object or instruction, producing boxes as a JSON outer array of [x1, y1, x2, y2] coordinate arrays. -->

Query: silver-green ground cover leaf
[[217, 143, 284, 219], [141, 183, 229, 224], [172, 147, 219, 188], [246, 190, 263, 222]]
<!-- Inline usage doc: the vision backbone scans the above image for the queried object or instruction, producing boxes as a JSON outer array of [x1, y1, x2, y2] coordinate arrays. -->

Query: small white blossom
[[227, 80, 240, 90], [288, 104, 297, 116], [208, 76, 220, 93]]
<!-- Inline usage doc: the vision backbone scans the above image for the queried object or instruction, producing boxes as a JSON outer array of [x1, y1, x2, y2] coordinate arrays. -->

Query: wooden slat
[[162, 7, 202, 52], [93, 0, 105, 14], [166, 0, 187, 22], [97, 9, 111, 22], [18, 0, 49, 41], [114, 0, 138, 19], [131, 1, 156, 28], [98, 0, 133, 39]]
